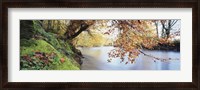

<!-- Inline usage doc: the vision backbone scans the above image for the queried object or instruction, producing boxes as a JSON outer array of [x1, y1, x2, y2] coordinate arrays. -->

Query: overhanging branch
[[138, 50, 179, 62], [66, 24, 89, 39]]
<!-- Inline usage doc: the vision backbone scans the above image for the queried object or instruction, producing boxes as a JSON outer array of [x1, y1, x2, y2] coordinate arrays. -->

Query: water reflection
[[77, 46, 180, 70]]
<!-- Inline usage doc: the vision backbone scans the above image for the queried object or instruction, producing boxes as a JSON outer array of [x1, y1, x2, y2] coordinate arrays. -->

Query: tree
[[104, 20, 159, 64], [154, 20, 159, 38], [161, 20, 178, 39], [42, 20, 175, 64]]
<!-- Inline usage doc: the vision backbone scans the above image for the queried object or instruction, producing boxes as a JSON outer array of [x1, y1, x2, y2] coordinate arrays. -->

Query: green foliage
[[20, 40, 59, 70], [20, 20, 80, 70], [21, 40, 58, 56], [20, 39, 37, 47], [42, 20, 70, 37], [20, 40, 80, 70], [32, 20, 62, 49], [57, 39, 74, 55], [53, 59, 80, 70], [20, 20, 35, 40], [20, 51, 58, 70]]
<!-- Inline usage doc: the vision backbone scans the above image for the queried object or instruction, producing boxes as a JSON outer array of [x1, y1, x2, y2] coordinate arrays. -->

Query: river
[[77, 46, 180, 70]]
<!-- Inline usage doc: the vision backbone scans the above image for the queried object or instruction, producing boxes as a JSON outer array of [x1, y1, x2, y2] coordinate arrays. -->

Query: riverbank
[[148, 41, 180, 51]]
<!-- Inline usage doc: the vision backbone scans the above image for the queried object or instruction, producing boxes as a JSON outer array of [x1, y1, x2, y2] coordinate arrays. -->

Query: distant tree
[[153, 20, 159, 38], [161, 20, 178, 39]]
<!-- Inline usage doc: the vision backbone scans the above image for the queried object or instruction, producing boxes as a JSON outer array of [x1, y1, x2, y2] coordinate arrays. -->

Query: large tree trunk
[[161, 22, 166, 38], [166, 20, 171, 39], [66, 23, 89, 40]]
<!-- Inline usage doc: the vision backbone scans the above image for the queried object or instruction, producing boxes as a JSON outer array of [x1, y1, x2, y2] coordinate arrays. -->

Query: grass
[[20, 39, 80, 70]]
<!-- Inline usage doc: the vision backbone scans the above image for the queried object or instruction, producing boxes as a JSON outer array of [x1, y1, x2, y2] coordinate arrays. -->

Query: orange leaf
[[60, 58, 65, 63]]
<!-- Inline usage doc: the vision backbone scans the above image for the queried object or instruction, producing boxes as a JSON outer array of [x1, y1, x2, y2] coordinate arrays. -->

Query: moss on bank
[[20, 20, 80, 70]]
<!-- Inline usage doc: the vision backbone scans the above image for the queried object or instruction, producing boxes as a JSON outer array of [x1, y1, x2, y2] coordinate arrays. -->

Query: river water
[[77, 46, 180, 70]]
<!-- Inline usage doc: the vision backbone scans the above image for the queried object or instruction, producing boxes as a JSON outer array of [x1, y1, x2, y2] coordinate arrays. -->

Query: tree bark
[[154, 21, 159, 38], [66, 24, 89, 40], [47, 20, 51, 31]]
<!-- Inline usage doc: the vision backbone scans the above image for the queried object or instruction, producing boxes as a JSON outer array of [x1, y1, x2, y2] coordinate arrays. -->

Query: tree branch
[[67, 24, 89, 39], [161, 21, 167, 30], [171, 20, 178, 27], [138, 50, 179, 62]]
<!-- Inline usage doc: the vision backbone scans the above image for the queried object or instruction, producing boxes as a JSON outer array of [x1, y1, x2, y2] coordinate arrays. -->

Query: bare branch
[[138, 50, 179, 62], [171, 20, 178, 27]]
